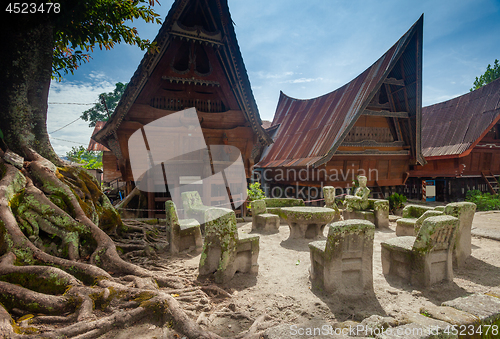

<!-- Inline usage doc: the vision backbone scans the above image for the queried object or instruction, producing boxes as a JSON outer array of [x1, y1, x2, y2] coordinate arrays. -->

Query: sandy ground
[[100, 212, 500, 338]]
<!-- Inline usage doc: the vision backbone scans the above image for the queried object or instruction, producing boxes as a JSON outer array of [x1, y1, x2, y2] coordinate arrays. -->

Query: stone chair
[[381, 215, 459, 287], [199, 208, 259, 284], [343, 198, 389, 228], [251, 199, 280, 233], [444, 202, 476, 268], [309, 219, 375, 294], [166, 201, 203, 255], [263, 198, 305, 222], [181, 191, 214, 231], [395, 204, 436, 236]]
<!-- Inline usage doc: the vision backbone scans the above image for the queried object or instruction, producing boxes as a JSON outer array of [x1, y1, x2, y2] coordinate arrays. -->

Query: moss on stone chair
[[199, 208, 259, 284], [251, 199, 280, 233], [444, 202, 476, 268], [166, 201, 202, 255], [181, 191, 213, 229], [309, 219, 375, 294], [381, 215, 459, 287], [395, 204, 436, 236]]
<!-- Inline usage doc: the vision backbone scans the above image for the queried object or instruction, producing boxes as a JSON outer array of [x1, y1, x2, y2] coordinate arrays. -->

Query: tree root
[[0, 151, 277, 338]]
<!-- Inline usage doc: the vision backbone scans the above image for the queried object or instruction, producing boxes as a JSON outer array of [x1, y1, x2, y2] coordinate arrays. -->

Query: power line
[[48, 102, 94, 105], [49, 117, 82, 134], [49, 136, 87, 146]]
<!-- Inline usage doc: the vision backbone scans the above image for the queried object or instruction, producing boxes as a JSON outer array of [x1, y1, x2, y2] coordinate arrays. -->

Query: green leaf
[[0, 128, 3, 139]]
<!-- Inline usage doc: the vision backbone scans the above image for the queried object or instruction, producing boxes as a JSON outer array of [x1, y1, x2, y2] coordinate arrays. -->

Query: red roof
[[87, 121, 110, 152], [421, 78, 500, 159], [257, 16, 424, 168]]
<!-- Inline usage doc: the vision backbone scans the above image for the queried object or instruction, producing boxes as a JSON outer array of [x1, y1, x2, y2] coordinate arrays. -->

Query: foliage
[[81, 82, 127, 127], [66, 146, 102, 169], [247, 182, 266, 208], [466, 190, 500, 211], [52, 0, 162, 80], [471, 59, 500, 91], [388, 192, 407, 213]]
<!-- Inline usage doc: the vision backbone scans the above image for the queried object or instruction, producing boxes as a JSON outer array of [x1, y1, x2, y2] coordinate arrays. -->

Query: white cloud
[[47, 78, 116, 156], [281, 77, 324, 84]]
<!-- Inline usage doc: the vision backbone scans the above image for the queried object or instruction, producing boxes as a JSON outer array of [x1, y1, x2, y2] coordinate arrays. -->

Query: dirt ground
[[100, 212, 500, 338]]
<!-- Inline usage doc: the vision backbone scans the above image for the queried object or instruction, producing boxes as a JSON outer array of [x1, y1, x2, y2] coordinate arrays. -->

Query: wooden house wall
[[102, 151, 122, 183]]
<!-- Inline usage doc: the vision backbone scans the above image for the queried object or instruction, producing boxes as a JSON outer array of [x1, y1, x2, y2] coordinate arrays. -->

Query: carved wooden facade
[[255, 16, 425, 199], [92, 0, 271, 216]]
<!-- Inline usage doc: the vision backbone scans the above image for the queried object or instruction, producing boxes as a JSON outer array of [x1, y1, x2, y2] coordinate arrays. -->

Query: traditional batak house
[[255, 16, 425, 201], [408, 77, 500, 201], [87, 121, 122, 188], [92, 0, 271, 217]]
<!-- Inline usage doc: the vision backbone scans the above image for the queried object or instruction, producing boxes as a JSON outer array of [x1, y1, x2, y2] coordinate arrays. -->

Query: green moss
[[8, 189, 25, 215], [133, 291, 156, 302], [263, 198, 305, 208], [0, 271, 67, 295]]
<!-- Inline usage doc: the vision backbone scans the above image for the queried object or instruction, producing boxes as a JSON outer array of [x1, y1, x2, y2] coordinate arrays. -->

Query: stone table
[[281, 207, 336, 239]]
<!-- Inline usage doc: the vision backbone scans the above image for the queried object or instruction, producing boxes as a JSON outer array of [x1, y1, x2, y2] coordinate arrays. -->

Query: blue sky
[[47, 0, 500, 156]]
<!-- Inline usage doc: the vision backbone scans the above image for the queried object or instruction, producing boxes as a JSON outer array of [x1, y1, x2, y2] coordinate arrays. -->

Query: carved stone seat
[[309, 219, 375, 294], [395, 204, 436, 236], [343, 199, 389, 228], [166, 201, 202, 255], [199, 208, 259, 284], [343, 176, 389, 228], [381, 215, 459, 287], [251, 199, 279, 233], [181, 191, 213, 226], [444, 202, 476, 268]]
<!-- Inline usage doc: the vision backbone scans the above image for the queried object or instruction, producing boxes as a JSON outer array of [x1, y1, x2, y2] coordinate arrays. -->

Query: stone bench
[[381, 215, 459, 287], [262, 198, 305, 222], [309, 219, 375, 294], [395, 204, 436, 236], [251, 199, 280, 233], [343, 198, 389, 228], [199, 208, 259, 284], [165, 201, 202, 255]]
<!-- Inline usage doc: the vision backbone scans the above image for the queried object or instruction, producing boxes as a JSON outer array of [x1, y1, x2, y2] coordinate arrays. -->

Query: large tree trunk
[[0, 16, 59, 163]]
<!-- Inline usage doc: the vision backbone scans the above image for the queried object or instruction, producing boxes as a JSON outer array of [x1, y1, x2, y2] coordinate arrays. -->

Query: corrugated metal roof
[[256, 16, 423, 168], [87, 122, 110, 152], [422, 77, 500, 158]]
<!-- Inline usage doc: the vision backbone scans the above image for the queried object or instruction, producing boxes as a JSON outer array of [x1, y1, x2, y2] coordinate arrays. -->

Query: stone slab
[[376, 323, 456, 339], [471, 228, 500, 241], [420, 304, 479, 326], [442, 294, 500, 323], [265, 320, 371, 339]]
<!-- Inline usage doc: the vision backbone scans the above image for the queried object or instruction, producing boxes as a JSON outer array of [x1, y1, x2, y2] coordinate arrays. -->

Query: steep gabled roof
[[93, 0, 271, 149], [421, 77, 500, 159], [87, 121, 109, 152], [257, 15, 424, 168]]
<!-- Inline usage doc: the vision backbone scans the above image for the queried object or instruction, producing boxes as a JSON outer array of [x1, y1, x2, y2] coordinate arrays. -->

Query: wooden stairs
[[482, 171, 499, 195]]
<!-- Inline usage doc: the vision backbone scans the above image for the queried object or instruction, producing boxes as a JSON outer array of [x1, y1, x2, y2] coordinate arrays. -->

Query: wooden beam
[[362, 109, 409, 118], [365, 102, 391, 110], [383, 77, 405, 86]]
